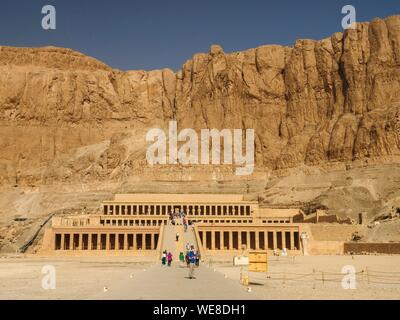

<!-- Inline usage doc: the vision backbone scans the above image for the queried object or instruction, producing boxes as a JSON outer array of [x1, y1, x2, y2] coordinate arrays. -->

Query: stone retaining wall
[[344, 242, 400, 254]]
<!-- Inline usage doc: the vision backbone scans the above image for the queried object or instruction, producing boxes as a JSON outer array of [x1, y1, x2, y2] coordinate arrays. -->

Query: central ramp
[[161, 220, 199, 259], [160, 224, 181, 259], [182, 224, 198, 251], [93, 262, 251, 300], [92, 223, 252, 299]]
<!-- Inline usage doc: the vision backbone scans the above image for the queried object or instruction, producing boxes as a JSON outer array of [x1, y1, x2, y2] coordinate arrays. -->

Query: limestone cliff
[[1, 15, 400, 186]]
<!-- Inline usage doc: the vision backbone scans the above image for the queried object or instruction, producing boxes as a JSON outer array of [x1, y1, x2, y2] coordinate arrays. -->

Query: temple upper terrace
[[100, 194, 300, 224]]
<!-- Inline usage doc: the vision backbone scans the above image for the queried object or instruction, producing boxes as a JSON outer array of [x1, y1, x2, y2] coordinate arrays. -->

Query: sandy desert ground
[[215, 255, 400, 300], [0, 256, 153, 299], [0, 254, 400, 300]]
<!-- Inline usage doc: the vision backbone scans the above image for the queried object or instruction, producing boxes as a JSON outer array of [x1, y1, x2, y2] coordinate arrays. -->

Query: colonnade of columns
[[103, 204, 252, 217], [198, 229, 300, 251], [101, 218, 167, 227], [54, 232, 159, 251]]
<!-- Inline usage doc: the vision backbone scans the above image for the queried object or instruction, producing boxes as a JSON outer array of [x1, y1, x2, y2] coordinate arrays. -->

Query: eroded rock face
[[0, 16, 400, 186]]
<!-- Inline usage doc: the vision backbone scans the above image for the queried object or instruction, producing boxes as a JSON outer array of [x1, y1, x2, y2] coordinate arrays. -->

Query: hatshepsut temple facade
[[40, 194, 360, 257]]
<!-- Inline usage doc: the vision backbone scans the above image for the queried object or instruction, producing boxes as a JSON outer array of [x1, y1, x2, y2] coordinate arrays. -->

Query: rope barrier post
[[312, 268, 316, 290], [283, 270, 286, 288], [361, 269, 365, 285]]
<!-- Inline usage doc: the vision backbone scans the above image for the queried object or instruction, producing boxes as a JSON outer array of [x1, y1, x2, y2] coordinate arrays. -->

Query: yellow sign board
[[248, 251, 268, 273]]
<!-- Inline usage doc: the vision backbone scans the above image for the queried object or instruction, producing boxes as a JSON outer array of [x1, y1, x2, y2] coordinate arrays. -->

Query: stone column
[[264, 232, 268, 250], [202, 231, 206, 249], [211, 231, 215, 250], [78, 234, 82, 250], [114, 234, 118, 250], [61, 234, 65, 250], [124, 234, 128, 250], [97, 234, 101, 250], [141, 234, 146, 250], [282, 231, 287, 250], [133, 233, 137, 250], [140, 233, 144, 250], [273, 232, 277, 249], [69, 234, 73, 250], [290, 232, 295, 250], [247, 232, 250, 250], [151, 233, 155, 250], [255, 231, 260, 250], [106, 233, 110, 250], [220, 231, 224, 250], [238, 231, 242, 250], [88, 234, 92, 250], [229, 231, 233, 250]]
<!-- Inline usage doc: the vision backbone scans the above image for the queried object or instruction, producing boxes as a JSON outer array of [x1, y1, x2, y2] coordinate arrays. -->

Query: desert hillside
[[1, 15, 400, 252]]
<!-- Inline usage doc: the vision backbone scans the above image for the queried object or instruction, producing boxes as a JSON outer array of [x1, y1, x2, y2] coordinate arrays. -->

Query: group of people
[[180, 244, 200, 279], [161, 243, 201, 279], [181, 243, 201, 267], [169, 210, 191, 231], [161, 250, 173, 266]]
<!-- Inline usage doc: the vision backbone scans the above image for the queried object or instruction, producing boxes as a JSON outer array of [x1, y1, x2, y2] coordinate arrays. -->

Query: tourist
[[167, 252, 173, 266], [176, 232, 180, 241], [195, 250, 200, 266], [179, 251, 185, 267], [161, 250, 167, 266], [183, 221, 188, 232], [188, 248, 196, 279], [185, 252, 190, 267]]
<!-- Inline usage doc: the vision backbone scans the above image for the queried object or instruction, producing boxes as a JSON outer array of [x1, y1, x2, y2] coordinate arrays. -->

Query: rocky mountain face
[[0, 15, 400, 187], [1, 16, 400, 252]]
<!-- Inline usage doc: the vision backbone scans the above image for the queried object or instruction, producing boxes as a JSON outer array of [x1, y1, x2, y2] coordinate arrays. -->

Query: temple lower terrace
[[40, 193, 359, 257]]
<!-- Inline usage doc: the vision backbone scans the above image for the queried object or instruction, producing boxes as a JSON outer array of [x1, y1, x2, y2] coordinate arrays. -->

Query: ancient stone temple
[[40, 194, 304, 256]]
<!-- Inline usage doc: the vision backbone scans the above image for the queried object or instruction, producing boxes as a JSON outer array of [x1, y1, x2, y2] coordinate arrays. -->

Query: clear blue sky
[[0, 0, 398, 71]]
